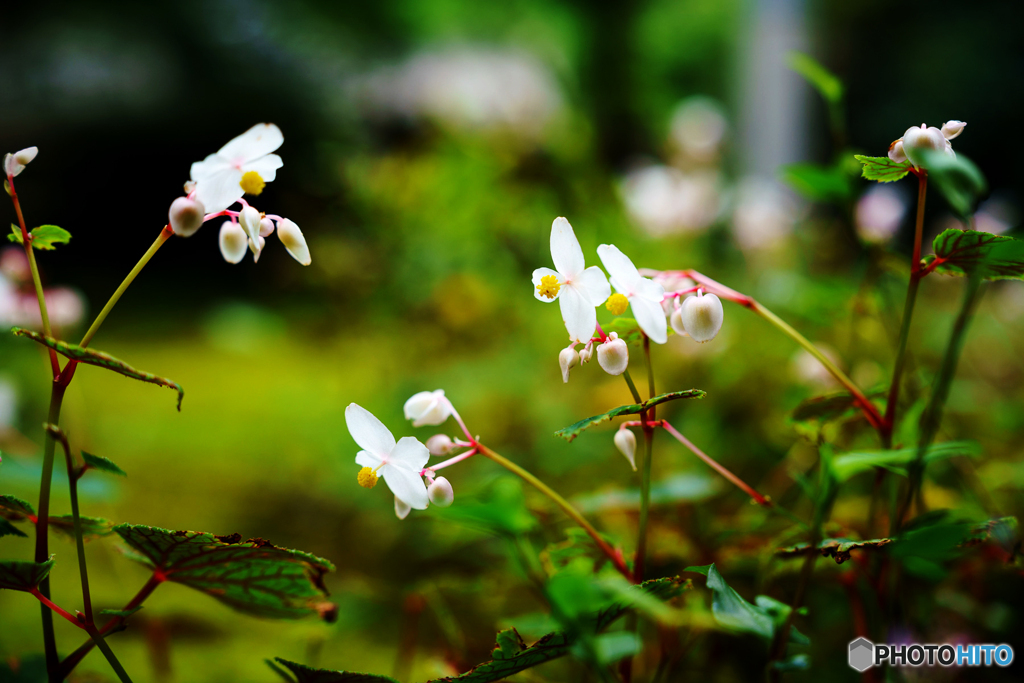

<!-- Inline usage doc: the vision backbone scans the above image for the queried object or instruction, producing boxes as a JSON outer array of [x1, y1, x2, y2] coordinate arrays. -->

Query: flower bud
[[4, 147, 37, 178], [259, 217, 276, 238], [902, 124, 953, 167], [597, 332, 629, 375], [251, 235, 266, 263], [680, 291, 724, 343], [13, 147, 37, 166], [404, 389, 451, 427], [426, 434, 454, 456], [559, 346, 579, 383], [579, 345, 593, 364], [277, 218, 311, 266], [427, 476, 455, 507], [395, 496, 412, 520], [887, 139, 907, 164], [218, 221, 248, 264], [168, 197, 206, 237], [239, 206, 263, 249], [614, 429, 637, 470], [669, 306, 689, 336], [941, 120, 966, 140]]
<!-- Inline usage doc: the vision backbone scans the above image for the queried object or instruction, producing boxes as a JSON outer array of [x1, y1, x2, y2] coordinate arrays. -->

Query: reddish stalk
[[30, 589, 83, 628], [660, 421, 771, 507]]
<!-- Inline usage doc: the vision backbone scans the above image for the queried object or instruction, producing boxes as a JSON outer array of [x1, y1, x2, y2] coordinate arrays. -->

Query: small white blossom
[[4, 147, 38, 177], [425, 434, 454, 456], [596, 244, 667, 343], [404, 390, 451, 427], [889, 122, 963, 168], [679, 291, 724, 343], [277, 218, 312, 266], [427, 476, 455, 507], [614, 429, 637, 470], [941, 120, 966, 140], [346, 403, 430, 510], [190, 123, 284, 214], [597, 332, 629, 375]]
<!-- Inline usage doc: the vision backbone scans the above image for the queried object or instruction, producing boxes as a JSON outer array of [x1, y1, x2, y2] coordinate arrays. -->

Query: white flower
[[346, 403, 430, 510], [404, 390, 451, 427], [941, 120, 966, 140], [277, 218, 311, 266], [597, 332, 629, 375], [889, 122, 964, 168], [532, 217, 612, 344], [168, 197, 206, 237], [614, 429, 637, 470], [219, 222, 248, 264], [4, 147, 37, 178], [596, 244, 667, 343], [190, 123, 284, 214], [678, 290, 724, 343], [427, 477, 455, 507], [558, 346, 579, 383]]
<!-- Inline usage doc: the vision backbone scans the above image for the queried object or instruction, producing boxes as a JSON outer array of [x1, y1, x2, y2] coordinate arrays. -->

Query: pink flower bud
[[168, 197, 206, 237], [426, 434, 454, 456], [259, 217, 276, 238], [597, 333, 629, 375]]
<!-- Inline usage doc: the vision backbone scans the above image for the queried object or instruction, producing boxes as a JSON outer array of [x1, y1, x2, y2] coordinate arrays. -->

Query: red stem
[[660, 421, 771, 506], [30, 588, 83, 628]]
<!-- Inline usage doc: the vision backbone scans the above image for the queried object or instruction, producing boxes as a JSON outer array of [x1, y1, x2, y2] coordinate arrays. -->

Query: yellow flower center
[[239, 171, 266, 195], [537, 274, 561, 299], [357, 466, 379, 489], [605, 293, 629, 315]]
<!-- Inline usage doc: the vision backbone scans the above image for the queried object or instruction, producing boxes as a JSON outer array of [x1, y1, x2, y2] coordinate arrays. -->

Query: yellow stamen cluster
[[240, 170, 266, 195], [605, 293, 629, 315], [536, 274, 561, 299], [357, 466, 379, 489]]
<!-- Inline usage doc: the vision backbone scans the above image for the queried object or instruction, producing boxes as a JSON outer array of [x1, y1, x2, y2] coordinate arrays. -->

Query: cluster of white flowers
[[888, 121, 965, 167], [532, 217, 725, 382], [345, 389, 463, 519], [167, 124, 311, 266]]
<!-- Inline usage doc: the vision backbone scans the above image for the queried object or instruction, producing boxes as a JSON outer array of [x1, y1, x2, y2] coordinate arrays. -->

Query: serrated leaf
[[269, 658, 400, 683], [81, 451, 127, 477], [555, 390, 706, 442], [12, 328, 184, 410], [832, 440, 980, 481], [854, 155, 911, 183], [780, 162, 851, 202], [99, 606, 143, 618], [791, 390, 884, 423], [47, 515, 115, 541], [428, 577, 686, 683], [27, 225, 71, 250], [919, 150, 987, 218], [775, 537, 894, 564], [0, 494, 36, 521], [114, 524, 335, 620], [787, 51, 843, 103], [1, 518, 28, 539], [0, 557, 54, 591], [684, 564, 808, 644], [925, 229, 1024, 280]]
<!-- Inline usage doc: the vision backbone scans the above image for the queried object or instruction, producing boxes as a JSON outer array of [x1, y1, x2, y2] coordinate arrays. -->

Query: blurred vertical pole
[[738, 0, 808, 177]]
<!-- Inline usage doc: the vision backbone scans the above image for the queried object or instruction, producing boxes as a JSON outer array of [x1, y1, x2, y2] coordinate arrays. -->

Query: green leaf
[[0, 518, 28, 539], [787, 51, 843, 103], [791, 390, 884, 424], [831, 440, 980, 481], [925, 229, 1024, 280], [81, 451, 127, 477], [779, 162, 851, 202], [8, 224, 23, 245], [555, 389, 706, 442], [854, 155, 912, 183], [0, 557, 54, 591], [268, 658, 400, 683], [919, 150, 987, 218], [7, 224, 72, 250], [0, 494, 36, 521], [99, 606, 143, 619], [775, 537, 894, 564], [47, 515, 115, 541], [114, 524, 336, 620], [12, 328, 185, 410], [684, 564, 808, 644]]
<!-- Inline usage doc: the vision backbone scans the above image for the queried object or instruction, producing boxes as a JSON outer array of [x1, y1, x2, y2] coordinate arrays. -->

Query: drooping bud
[[277, 218, 311, 266], [251, 235, 266, 263], [669, 306, 689, 336], [218, 222, 248, 264], [404, 389, 451, 427], [427, 476, 455, 507], [559, 346, 579, 383], [597, 332, 629, 375], [680, 291, 724, 343], [941, 120, 966, 140], [426, 434, 454, 456], [579, 344, 593, 364], [168, 197, 206, 237], [395, 496, 412, 520], [239, 206, 263, 253], [4, 147, 37, 178], [259, 217, 276, 237], [887, 139, 907, 164], [902, 124, 953, 167], [614, 429, 637, 470]]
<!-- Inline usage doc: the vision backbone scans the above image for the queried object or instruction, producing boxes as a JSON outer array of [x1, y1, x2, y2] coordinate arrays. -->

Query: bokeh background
[[1, 0, 1023, 681]]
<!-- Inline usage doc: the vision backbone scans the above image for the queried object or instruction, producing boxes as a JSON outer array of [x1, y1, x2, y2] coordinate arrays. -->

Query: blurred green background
[[1, 0, 1022, 681]]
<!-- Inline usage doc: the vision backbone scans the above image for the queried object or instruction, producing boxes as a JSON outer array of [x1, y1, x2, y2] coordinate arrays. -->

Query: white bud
[[183, 180, 197, 194], [404, 389, 451, 427], [902, 124, 953, 167], [426, 434, 454, 456], [218, 221, 248, 264], [168, 197, 206, 237], [941, 120, 966, 140], [597, 333, 629, 375], [13, 147, 37, 166], [614, 429, 637, 470], [240, 206, 262, 250], [887, 139, 907, 164], [669, 307, 689, 336], [395, 496, 412, 520], [277, 218, 311, 266], [251, 235, 266, 263], [579, 345, 593, 363], [259, 217, 276, 238], [680, 291, 724, 343], [427, 477, 454, 507], [559, 347, 579, 383]]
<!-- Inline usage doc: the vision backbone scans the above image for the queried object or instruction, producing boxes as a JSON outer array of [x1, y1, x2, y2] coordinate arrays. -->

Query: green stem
[[84, 625, 134, 683], [621, 369, 643, 404], [475, 444, 633, 582], [48, 426, 93, 623], [894, 274, 983, 531], [79, 226, 173, 348]]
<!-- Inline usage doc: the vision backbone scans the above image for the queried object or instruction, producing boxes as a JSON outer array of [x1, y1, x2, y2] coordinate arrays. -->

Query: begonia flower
[[346, 403, 429, 510]]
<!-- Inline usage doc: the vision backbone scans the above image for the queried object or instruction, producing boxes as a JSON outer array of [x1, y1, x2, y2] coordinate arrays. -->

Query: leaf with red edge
[[925, 229, 1024, 280], [114, 524, 336, 620]]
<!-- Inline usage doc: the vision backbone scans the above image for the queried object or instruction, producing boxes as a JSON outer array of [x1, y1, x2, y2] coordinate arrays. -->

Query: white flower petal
[[531, 267, 563, 302], [194, 166, 244, 214], [190, 154, 232, 182], [394, 496, 412, 520], [633, 276, 665, 302], [630, 295, 668, 344], [550, 217, 585, 278], [218, 222, 248, 264], [345, 403, 396, 459], [355, 450, 380, 468], [217, 123, 284, 164], [277, 218, 311, 266], [241, 154, 284, 183], [597, 244, 642, 295], [389, 436, 430, 470], [573, 266, 612, 306], [382, 464, 429, 510], [558, 285, 597, 344]]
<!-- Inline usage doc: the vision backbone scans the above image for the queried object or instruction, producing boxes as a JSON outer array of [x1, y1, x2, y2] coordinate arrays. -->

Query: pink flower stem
[[660, 420, 771, 507], [422, 448, 477, 475], [444, 400, 475, 442], [30, 588, 83, 628]]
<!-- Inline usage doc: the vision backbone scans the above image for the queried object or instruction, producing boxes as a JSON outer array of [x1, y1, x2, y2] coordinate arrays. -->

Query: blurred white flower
[[404, 390, 451, 427], [596, 244, 667, 343], [731, 178, 797, 251], [669, 97, 728, 162], [168, 197, 206, 237], [4, 147, 38, 178], [190, 124, 284, 214], [425, 434, 454, 456], [974, 198, 1019, 235], [218, 222, 248, 264], [0, 247, 30, 283], [888, 121, 963, 167], [791, 344, 843, 390], [346, 403, 429, 510], [856, 185, 908, 244], [620, 165, 720, 236], [427, 476, 454, 507], [532, 217, 612, 344]]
